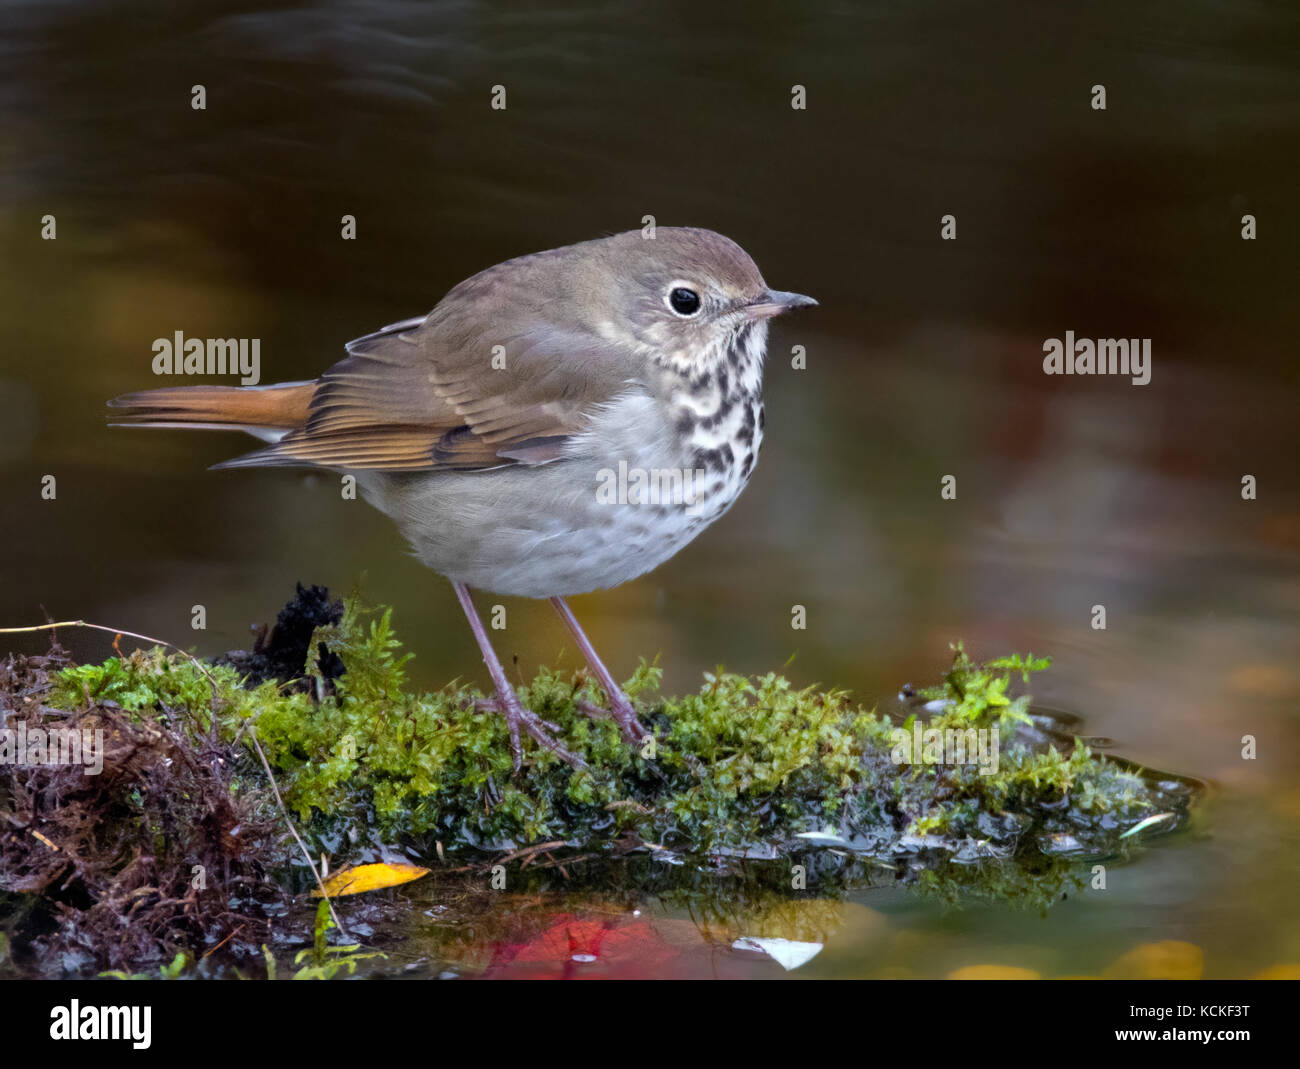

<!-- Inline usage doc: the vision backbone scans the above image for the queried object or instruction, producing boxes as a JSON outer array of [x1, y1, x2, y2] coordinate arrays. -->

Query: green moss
[[44, 601, 1194, 867], [51, 647, 234, 725]]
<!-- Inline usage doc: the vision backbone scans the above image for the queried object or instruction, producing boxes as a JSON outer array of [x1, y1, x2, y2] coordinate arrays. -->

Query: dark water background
[[2, 0, 1298, 977]]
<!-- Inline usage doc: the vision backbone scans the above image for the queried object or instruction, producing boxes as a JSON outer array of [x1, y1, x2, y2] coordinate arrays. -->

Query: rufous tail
[[107, 381, 317, 437]]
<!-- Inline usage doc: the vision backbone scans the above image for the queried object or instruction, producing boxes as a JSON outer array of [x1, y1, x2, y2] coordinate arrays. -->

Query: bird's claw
[[476, 694, 586, 772], [575, 695, 649, 746]]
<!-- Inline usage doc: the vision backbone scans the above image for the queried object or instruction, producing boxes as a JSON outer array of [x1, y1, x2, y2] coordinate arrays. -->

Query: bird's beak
[[744, 289, 819, 320]]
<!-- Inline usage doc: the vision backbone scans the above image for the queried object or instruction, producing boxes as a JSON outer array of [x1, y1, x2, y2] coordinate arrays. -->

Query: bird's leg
[[451, 582, 586, 771], [549, 596, 649, 744]]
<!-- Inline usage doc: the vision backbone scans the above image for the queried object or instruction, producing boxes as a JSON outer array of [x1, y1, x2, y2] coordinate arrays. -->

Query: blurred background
[[1, 0, 1298, 977]]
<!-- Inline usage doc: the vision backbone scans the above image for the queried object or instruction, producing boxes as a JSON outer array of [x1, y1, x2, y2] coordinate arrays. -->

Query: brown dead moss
[[0, 646, 288, 978]]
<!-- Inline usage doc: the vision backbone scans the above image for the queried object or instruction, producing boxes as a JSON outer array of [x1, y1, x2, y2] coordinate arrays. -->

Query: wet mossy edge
[[39, 593, 1191, 859], [0, 588, 1200, 976]]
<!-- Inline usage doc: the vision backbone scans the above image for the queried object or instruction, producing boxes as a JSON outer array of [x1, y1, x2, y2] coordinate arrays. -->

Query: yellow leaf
[[312, 862, 430, 898]]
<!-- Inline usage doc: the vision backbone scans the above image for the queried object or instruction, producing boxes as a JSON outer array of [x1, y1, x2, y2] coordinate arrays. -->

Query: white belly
[[357, 390, 761, 598]]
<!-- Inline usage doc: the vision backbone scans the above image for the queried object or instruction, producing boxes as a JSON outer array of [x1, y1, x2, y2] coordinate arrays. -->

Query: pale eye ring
[[666, 283, 702, 317]]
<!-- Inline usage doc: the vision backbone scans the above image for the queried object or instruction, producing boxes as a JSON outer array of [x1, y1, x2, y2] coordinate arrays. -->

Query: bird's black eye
[[669, 287, 701, 316]]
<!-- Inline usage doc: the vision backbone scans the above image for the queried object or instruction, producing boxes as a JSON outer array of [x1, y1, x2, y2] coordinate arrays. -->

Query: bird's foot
[[576, 691, 650, 746], [475, 693, 587, 772]]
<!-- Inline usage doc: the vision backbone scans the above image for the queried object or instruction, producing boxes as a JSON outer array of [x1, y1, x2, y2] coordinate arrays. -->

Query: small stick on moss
[[497, 840, 568, 866], [201, 923, 245, 961], [244, 722, 347, 936], [30, 829, 60, 852], [0, 617, 349, 940], [0, 619, 223, 708]]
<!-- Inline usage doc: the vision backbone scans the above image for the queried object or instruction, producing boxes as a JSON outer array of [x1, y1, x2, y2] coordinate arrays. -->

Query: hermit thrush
[[109, 228, 816, 768]]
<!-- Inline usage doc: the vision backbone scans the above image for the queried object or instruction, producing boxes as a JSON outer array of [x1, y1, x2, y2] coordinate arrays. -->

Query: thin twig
[[201, 923, 245, 960], [0, 620, 222, 718], [244, 723, 347, 937], [497, 840, 567, 866]]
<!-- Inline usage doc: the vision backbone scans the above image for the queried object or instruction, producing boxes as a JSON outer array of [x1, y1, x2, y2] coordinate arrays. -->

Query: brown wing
[[215, 314, 636, 472]]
